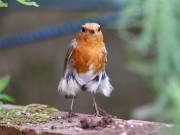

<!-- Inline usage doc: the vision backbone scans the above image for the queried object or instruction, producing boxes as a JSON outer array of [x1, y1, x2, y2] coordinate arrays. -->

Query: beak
[[90, 30, 95, 34]]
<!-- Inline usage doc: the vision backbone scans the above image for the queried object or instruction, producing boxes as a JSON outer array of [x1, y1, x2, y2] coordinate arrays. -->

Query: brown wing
[[63, 40, 76, 74], [103, 46, 107, 64]]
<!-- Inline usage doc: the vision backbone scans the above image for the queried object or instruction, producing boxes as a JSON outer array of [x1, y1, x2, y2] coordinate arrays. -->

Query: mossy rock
[[0, 104, 59, 125]]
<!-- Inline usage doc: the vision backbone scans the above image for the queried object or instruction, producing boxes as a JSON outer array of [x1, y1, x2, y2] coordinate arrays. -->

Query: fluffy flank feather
[[58, 76, 80, 96], [98, 75, 113, 97]]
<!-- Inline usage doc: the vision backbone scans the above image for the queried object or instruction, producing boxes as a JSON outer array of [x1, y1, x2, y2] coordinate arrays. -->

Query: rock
[[0, 104, 173, 135]]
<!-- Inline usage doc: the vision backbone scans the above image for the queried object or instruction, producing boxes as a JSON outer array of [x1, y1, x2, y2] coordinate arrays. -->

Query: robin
[[58, 23, 113, 116]]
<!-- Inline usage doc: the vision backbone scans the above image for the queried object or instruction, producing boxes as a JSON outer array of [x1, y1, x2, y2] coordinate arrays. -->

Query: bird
[[58, 22, 113, 116]]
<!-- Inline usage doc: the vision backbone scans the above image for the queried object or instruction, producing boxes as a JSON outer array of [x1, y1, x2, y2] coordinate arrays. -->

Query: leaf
[[0, 75, 11, 93], [0, 0, 8, 7], [0, 94, 16, 103], [16, 0, 39, 7]]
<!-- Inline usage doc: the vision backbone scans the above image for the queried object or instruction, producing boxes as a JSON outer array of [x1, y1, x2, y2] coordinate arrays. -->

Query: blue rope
[[0, 13, 118, 48]]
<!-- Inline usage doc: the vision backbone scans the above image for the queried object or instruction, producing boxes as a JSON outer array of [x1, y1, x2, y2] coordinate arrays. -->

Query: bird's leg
[[68, 96, 75, 117], [92, 93, 100, 116]]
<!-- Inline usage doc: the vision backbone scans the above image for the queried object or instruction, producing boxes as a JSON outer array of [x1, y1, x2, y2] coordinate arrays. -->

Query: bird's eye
[[81, 27, 86, 32], [98, 27, 101, 32]]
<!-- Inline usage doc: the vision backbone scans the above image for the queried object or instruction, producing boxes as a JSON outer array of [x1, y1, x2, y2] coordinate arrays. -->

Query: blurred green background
[[0, 0, 180, 124]]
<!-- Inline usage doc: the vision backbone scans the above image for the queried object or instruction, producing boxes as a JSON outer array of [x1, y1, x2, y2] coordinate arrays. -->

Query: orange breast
[[71, 42, 105, 74]]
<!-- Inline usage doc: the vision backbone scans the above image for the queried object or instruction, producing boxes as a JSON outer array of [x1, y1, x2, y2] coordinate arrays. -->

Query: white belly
[[74, 64, 96, 85]]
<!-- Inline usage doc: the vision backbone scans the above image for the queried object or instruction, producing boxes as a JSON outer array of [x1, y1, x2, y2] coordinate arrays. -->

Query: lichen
[[0, 104, 59, 125]]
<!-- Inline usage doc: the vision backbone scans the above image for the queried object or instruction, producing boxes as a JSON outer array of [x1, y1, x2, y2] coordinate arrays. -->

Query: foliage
[[0, 0, 7, 7], [0, 75, 15, 105], [0, 0, 39, 7], [16, 0, 39, 7], [117, 0, 180, 123]]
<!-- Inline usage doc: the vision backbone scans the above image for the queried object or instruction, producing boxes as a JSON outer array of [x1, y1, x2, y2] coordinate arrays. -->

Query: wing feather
[[103, 46, 107, 63], [63, 39, 76, 74]]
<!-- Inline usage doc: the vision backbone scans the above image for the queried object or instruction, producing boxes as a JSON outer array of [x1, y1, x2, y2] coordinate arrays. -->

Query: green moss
[[0, 104, 58, 125]]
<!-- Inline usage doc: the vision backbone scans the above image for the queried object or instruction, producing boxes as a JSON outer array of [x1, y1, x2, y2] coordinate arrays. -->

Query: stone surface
[[0, 104, 173, 135]]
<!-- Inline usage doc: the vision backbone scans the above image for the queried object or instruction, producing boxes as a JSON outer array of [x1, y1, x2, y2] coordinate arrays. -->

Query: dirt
[[80, 115, 113, 129]]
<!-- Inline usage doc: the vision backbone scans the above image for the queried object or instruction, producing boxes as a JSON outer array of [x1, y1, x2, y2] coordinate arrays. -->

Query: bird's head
[[76, 23, 103, 43]]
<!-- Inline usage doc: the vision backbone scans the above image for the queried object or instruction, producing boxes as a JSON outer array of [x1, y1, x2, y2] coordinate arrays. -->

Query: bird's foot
[[93, 106, 113, 117], [67, 110, 76, 118], [93, 109, 100, 117]]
